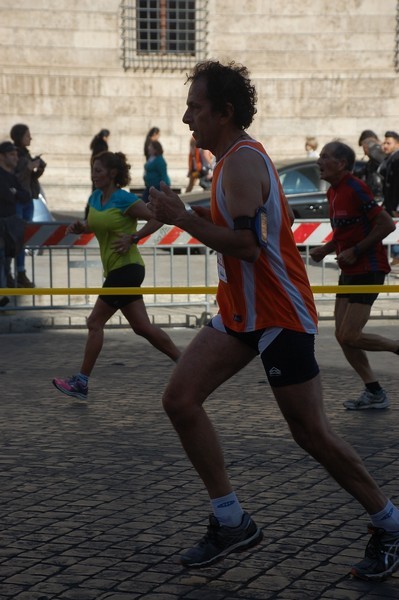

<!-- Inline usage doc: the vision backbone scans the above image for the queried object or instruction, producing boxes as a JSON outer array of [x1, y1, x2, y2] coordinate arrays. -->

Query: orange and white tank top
[[211, 139, 318, 334]]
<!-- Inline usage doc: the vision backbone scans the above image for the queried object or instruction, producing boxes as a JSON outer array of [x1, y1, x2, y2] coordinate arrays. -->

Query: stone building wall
[[0, 0, 398, 211]]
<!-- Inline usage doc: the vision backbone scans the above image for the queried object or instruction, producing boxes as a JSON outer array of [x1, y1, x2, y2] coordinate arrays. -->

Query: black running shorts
[[337, 271, 385, 306], [100, 263, 145, 309], [208, 316, 320, 388], [260, 329, 319, 387]]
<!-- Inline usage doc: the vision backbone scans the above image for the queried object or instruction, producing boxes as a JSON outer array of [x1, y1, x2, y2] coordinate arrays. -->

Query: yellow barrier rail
[[2, 285, 399, 296]]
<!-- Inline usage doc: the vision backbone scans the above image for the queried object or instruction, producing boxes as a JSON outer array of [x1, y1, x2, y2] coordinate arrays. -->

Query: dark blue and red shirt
[[327, 173, 390, 274]]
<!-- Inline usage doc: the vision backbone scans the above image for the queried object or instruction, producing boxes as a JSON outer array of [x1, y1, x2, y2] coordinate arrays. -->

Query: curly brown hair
[[93, 151, 131, 188], [186, 60, 257, 130]]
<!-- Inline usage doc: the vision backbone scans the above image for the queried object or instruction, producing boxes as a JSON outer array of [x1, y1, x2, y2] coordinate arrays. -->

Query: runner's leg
[[80, 297, 117, 375], [162, 325, 257, 497], [121, 298, 180, 361], [273, 374, 387, 514]]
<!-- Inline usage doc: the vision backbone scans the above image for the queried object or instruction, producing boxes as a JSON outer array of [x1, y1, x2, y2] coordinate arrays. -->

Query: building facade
[[1, 0, 399, 211]]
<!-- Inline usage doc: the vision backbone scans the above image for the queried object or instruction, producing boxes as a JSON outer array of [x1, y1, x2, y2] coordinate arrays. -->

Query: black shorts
[[100, 264, 145, 309], [260, 329, 319, 387], [337, 271, 386, 306], [208, 317, 319, 388]]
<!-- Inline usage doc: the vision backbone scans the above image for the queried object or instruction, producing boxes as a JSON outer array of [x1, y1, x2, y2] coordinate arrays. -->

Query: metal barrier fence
[[2, 220, 399, 314], [4, 222, 217, 314]]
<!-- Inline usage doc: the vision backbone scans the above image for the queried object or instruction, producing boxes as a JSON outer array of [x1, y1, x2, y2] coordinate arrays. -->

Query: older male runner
[[148, 60, 399, 581], [311, 141, 397, 410]]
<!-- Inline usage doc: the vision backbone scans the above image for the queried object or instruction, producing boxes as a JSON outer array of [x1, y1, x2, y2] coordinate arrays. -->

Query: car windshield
[[279, 166, 322, 194]]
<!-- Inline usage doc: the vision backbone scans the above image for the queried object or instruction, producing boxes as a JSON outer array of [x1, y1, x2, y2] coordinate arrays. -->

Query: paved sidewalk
[[0, 322, 398, 599]]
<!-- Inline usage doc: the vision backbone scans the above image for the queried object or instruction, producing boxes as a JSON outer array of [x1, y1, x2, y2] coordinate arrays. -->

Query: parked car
[[184, 157, 368, 219], [32, 188, 55, 222], [274, 158, 329, 218]]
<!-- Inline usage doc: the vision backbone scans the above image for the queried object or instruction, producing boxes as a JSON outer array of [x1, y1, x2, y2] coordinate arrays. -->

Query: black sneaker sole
[[351, 561, 399, 582], [350, 549, 399, 582], [181, 526, 263, 568], [344, 403, 390, 410]]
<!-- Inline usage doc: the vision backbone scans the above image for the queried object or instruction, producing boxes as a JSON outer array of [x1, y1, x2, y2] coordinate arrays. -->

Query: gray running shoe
[[180, 512, 263, 568], [343, 388, 389, 410], [351, 525, 399, 581]]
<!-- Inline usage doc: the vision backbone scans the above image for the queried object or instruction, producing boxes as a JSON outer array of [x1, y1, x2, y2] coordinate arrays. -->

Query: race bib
[[217, 252, 228, 283]]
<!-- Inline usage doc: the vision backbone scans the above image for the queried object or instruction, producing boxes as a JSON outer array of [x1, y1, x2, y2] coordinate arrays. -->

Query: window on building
[[121, 0, 208, 71]]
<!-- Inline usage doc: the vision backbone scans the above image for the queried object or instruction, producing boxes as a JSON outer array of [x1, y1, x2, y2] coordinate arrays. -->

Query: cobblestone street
[[0, 322, 398, 599]]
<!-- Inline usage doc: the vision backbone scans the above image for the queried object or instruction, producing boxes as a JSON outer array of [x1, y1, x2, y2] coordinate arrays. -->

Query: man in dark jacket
[[357, 129, 385, 200], [380, 131, 399, 216], [379, 131, 399, 267], [0, 141, 30, 306]]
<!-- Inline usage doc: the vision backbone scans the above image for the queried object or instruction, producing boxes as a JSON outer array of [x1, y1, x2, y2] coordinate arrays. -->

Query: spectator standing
[[9, 123, 46, 288], [88, 129, 110, 203], [305, 136, 319, 158], [379, 131, 399, 273], [310, 141, 397, 410], [357, 129, 385, 201], [142, 141, 170, 203], [0, 141, 30, 306], [198, 148, 214, 190], [143, 127, 160, 161], [148, 60, 399, 582], [185, 135, 214, 192], [90, 129, 110, 161], [381, 129, 399, 160], [379, 130, 399, 268], [185, 135, 202, 192]]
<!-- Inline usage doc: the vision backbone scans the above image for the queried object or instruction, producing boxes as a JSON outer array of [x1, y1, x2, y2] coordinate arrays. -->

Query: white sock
[[210, 492, 244, 527], [370, 499, 399, 533]]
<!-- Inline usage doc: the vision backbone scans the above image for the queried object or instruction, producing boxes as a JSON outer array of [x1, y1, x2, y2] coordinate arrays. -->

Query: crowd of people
[[0, 121, 212, 305], [0, 123, 214, 307]]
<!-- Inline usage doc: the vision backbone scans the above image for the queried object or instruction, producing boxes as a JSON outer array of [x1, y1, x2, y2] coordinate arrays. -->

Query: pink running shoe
[[53, 375, 88, 400]]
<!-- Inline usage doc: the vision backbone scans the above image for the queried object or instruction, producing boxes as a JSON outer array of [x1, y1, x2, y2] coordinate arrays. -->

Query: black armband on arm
[[233, 216, 255, 231], [233, 206, 268, 248]]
